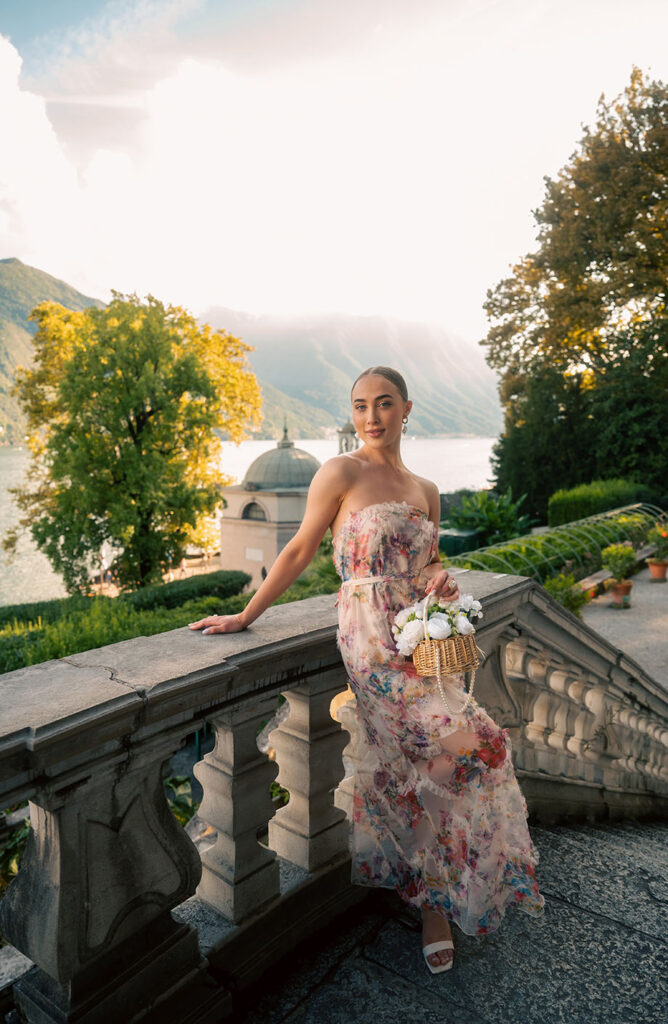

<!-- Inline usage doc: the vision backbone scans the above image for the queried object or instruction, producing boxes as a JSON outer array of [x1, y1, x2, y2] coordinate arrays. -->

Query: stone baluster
[[194, 694, 281, 924], [0, 733, 227, 1023], [268, 668, 350, 871], [333, 696, 365, 821]]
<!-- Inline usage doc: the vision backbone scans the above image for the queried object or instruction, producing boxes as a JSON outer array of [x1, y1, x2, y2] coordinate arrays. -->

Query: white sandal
[[422, 939, 454, 974]]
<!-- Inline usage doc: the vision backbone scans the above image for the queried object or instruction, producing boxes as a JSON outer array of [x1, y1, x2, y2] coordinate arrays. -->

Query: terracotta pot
[[647, 559, 668, 582], [610, 579, 633, 608]]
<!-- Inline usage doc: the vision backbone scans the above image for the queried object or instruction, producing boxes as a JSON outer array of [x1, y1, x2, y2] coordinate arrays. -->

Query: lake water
[[0, 437, 497, 606]]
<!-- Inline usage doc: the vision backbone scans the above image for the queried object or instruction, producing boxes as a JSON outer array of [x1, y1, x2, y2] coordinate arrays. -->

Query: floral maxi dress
[[333, 501, 545, 935]]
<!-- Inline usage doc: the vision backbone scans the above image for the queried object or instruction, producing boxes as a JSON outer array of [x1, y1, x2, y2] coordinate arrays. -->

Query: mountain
[[0, 258, 102, 444], [202, 307, 502, 437], [0, 259, 502, 444]]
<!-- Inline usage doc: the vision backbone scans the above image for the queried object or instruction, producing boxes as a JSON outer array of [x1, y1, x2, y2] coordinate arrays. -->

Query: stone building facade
[[220, 425, 321, 588]]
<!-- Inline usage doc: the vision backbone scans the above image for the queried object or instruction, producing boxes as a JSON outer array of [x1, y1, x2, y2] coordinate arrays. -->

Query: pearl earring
[[402, 417, 408, 435]]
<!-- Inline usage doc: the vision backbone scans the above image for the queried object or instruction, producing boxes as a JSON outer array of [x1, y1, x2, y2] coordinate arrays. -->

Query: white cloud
[[0, 37, 89, 285], [2, 0, 668, 337]]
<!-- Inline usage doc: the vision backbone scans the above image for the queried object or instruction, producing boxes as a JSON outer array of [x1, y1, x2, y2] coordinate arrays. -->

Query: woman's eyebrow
[[353, 394, 394, 402]]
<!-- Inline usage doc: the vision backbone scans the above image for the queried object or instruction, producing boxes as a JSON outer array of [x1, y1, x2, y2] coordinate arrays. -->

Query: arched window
[[241, 501, 267, 521]]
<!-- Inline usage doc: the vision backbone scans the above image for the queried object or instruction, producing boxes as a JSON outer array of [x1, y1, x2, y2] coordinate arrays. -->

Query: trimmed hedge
[[0, 594, 95, 630], [0, 570, 251, 630], [0, 558, 338, 675], [0, 595, 225, 675], [547, 479, 658, 526], [123, 570, 251, 611]]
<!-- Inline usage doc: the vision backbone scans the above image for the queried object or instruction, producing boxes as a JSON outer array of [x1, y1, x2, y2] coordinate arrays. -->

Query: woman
[[190, 366, 545, 973]]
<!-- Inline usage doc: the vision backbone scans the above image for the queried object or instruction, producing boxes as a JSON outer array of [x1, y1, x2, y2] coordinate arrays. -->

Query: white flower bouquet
[[391, 593, 483, 656], [392, 592, 483, 713]]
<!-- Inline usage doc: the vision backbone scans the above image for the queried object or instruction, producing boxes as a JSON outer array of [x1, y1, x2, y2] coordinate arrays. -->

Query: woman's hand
[[188, 613, 247, 635], [421, 565, 460, 602]]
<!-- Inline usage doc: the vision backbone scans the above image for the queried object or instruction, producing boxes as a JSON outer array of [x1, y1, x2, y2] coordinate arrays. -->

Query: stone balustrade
[[0, 571, 666, 1022]]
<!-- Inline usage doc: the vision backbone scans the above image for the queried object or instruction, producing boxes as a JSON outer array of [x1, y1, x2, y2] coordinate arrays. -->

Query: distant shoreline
[[0, 437, 497, 605], [0, 432, 498, 449]]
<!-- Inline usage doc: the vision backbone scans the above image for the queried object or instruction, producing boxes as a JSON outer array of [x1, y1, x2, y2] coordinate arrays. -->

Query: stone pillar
[[268, 669, 349, 871], [0, 736, 228, 1023], [194, 695, 281, 923]]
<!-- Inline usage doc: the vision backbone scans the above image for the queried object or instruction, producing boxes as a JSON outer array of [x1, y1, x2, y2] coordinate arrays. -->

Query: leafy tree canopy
[[481, 68, 668, 517], [483, 66, 668, 385], [4, 293, 262, 591]]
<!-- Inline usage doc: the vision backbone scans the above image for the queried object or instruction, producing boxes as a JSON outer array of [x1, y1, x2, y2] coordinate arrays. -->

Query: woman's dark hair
[[351, 366, 409, 402]]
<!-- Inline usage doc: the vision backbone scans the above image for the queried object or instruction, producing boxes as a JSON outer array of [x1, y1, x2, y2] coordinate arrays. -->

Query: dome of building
[[242, 423, 321, 490]]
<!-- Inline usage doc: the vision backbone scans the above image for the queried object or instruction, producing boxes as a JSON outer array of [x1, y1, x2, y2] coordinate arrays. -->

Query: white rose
[[394, 607, 413, 629], [402, 618, 426, 646], [457, 594, 474, 612], [471, 599, 482, 614], [427, 617, 452, 640], [453, 614, 475, 635]]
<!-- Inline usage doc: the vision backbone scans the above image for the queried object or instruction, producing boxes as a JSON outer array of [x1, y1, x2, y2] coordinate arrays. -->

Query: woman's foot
[[421, 906, 454, 971]]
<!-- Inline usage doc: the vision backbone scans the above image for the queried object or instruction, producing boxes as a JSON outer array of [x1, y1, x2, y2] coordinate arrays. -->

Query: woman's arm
[[421, 481, 460, 601], [189, 459, 349, 635]]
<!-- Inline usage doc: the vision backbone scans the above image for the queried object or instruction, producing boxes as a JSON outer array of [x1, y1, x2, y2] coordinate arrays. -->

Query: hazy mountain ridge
[[203, 306, 502, 436], [0, 260, 502, 445]]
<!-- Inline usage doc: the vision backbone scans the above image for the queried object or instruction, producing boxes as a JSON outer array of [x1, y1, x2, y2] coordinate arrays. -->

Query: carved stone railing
[[0, 571, 666, 1022]]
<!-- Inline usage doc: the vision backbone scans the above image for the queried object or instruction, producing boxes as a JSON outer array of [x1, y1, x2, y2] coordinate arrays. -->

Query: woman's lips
[[366, 429, 384, 436]]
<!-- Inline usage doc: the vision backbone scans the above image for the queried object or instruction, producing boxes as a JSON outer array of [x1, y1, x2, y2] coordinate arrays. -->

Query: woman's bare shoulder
[[318, 453, 365, 487], [412, 474, 440, 515]]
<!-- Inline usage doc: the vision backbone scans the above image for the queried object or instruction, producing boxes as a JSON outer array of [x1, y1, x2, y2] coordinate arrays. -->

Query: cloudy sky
[[1, 0, 667, 340]]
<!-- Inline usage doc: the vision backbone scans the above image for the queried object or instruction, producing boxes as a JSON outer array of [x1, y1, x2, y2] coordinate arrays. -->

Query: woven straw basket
[[413, 630, 479, 676], [411, 592, 481, 713], [412, 592, 480, 677]]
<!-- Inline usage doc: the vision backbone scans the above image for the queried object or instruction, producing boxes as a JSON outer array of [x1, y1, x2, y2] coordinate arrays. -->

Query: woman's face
[[350, 374, 410, 446]]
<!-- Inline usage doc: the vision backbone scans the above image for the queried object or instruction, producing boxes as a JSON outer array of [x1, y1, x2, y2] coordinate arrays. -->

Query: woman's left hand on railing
[[188, 613, 247, 635]]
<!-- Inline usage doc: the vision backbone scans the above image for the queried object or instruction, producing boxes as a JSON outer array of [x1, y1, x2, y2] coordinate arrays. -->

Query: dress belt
[[335, 568, 428, 605]]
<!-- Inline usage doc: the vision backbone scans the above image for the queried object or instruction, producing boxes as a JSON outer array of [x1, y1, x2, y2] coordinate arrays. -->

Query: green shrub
[[122, 570, 250, 611], [0, 571, 250, 631], [601, 542, 636, 582], [0, 813, 30, 897], [547, 479, 657, 526], [0, 555, 341, 674], [438, 489, 478, 523], [542, 573, 592, 618], [0, 593, 98, 630], [0, 594, 237, 674], [647, 522, 668, 561], [163, 775, 199, 826], [446, 489, 532, 546]]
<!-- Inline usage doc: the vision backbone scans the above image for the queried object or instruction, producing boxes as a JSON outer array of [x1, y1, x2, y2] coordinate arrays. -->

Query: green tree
[[4, 293, 262, 591], [491, 367, 597, 519], [482, 67, 668, 515], [484, 67, 668, 379]]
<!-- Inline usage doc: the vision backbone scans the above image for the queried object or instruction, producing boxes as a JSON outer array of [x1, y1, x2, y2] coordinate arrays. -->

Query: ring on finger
[[448, 579, 456, 590]]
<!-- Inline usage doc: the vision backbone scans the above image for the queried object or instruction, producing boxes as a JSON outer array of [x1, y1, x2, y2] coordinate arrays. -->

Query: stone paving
[[581, 566, 668, 687], [235, 819, 668, 1024]]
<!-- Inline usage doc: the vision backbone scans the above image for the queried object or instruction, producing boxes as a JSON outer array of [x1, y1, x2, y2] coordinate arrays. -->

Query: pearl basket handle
[[419, 589, 480, 715]]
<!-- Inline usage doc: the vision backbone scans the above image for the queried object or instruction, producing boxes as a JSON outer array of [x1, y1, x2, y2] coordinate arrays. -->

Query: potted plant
[[646, 523, 668, 582], [601, 542, 636, 608]]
